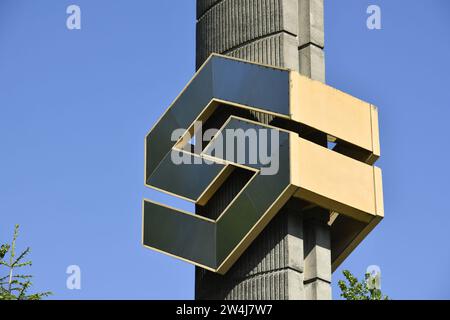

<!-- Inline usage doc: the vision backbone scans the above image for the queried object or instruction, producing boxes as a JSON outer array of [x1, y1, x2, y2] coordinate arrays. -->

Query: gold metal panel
[[291, 136, 382, 223], [290, 72, 380, 160], [369, 104, 381, 163], [142, 54, 384, 275], [374, 167, 384, 218]]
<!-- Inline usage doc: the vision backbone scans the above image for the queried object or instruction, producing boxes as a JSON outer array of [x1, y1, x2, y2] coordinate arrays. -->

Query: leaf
[[0, 244, 10, 259], [338, 270, 389, 300], [11, 247, 31, 267], [0, 224, 53, 300]]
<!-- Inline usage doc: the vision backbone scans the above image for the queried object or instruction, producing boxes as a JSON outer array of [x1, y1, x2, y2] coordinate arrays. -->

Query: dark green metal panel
[[211, 57, 290, 116], [143, 201, 216, 268], [144, 56, 294, 272], [215, 192, 258, 265], [211, 119, 292, 264], [146, 56, 290, 182], [169, 61, 214, 128], [146, 110, 181, 179], [148, 151, 226, 201]]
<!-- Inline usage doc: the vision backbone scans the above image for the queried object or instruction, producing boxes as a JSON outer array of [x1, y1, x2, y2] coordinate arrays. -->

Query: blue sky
[[0, 0, 449, 300]]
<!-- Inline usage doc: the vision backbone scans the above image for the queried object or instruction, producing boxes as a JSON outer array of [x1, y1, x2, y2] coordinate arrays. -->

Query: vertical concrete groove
[[196, 206, 308, 300], [227, 33, 283, 67], [196, 0, 295, 69]]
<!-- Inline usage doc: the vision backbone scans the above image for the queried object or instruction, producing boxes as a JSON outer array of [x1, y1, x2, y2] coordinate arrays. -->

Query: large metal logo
[[143, 55, 383, 274]]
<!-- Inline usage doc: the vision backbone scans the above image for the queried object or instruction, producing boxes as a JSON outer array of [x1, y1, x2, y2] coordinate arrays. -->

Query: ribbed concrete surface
[[196, 0, 298, 69], [195, 0, 331, 300], [197, 0, 223, 18], [228, 33, 285, 67], [196, 207, 305, 300], [227, 32, 299, 70]]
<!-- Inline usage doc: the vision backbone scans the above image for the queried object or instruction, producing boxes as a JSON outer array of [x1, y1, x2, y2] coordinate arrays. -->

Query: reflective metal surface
[[143, 54, 384, 274]]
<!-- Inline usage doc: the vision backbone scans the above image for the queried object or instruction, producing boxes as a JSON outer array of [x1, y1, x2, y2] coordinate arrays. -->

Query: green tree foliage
[[0, 225, 52, 300], [338, 270, 389, 300]]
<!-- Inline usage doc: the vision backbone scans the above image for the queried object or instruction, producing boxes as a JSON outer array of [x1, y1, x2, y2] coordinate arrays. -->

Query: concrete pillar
[[298, 0, 325, 82], [303, 207, 332, 300], [195, 0, 331, 300], [196, 0, 300, 71], [297, 0, 331, 299]]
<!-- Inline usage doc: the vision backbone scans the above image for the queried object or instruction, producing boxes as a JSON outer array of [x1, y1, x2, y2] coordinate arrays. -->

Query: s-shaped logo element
[[143, 55, 384, 274]]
